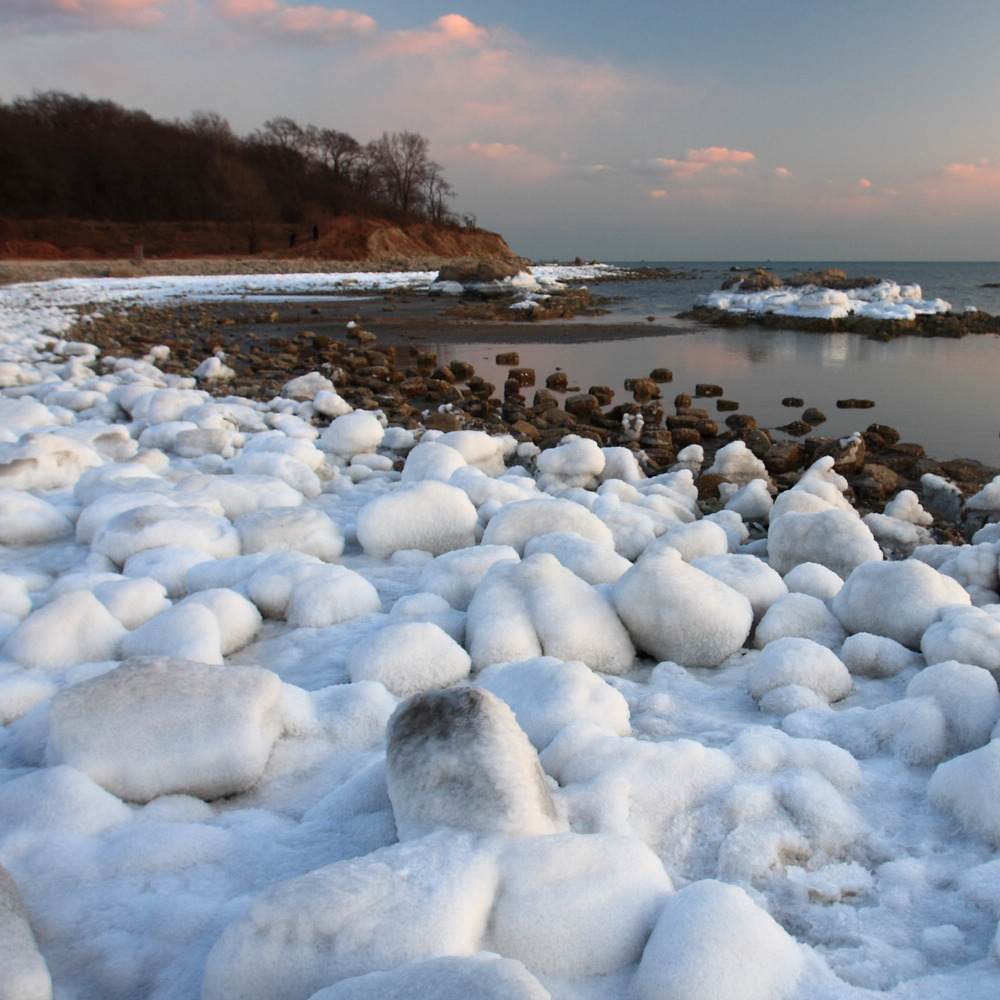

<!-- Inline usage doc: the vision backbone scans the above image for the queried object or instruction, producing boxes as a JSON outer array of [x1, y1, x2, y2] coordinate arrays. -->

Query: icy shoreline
[[2, 272, 1000, 1000]]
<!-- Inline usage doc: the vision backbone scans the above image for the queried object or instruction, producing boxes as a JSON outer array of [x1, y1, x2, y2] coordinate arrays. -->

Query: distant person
[[289, 232, 297, 248], [312, 225, 319, 242]]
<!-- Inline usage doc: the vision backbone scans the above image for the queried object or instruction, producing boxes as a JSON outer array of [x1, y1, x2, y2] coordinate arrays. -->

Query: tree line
[[0, 92, 462, 240]]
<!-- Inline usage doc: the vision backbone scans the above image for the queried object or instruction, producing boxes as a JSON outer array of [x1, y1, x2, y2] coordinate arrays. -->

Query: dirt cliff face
[[0, 216, 526, 266]]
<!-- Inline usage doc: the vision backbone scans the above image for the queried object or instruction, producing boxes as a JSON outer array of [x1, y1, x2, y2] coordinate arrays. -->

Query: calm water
[[425, 262, 1000, 467]]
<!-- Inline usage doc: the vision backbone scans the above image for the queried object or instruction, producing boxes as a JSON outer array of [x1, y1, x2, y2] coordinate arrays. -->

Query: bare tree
[[424, 161, 455, 224], [316, 128, 363, 182], [369, 130, 432, 214]]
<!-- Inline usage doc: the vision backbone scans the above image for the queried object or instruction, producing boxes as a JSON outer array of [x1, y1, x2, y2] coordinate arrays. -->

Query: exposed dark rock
[[496, 352, 519, 365], [630, 378, 661, 401], [695, 383, 724, 397], [508, 368, 535, 387], [695, 473, 730, 499], [674, 392, 692, 410], [671, 427, 702, 447], [545, 371, 569, 391], [716, 399, 740, 411], [802, 407, 827, 426], [837, 398, 876, 409], [565, 393, 602, 418], [764, 441, 807, 475], [725, 413, 758, 430], [649, 367, 674, 382], [589, 385, 615, 405], [777, 420, 812, 437], [814, 434, 867, 476]]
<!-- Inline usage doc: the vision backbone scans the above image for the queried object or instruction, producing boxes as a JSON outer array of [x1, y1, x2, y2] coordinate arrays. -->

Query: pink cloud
[[455, 141, 560, 182], [774, 167, 791, 177], [275, 5, 375, 40], [858, 178, 872, 189], [650, 189, 668, 199], [369, 13, 488, 57], [634, 147, 756, 180], [214, 0, 278, 18], [4, 0, 176, 29]]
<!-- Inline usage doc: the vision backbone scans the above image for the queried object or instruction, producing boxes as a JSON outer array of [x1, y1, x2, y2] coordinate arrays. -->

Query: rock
[[852, 463, 906, 504], [509, 420, 540, 443], [629, 378, 661, 402], [0, 863, 52, 1000], [496, 352, 519, 365], [716, 399, 740, 411], [725, 413, 757, 430], [722, 267, 782, 292], [431, 366, 456, 384], [674, 392, 692, 409], [649, 367, 673, 382], [814, 433, 867, 476], [545, 372, 568, 391], [589, 385, 615, 405], [837, 398, 876, 409], [672, 427, 702, 448], [436, 260, 524, 284], [866, 423, 901, 446], [565, 393, 602, 418], [385, 687, 559, 839], [448, 360, 476, 381], [764, 441, 806, 475], [802, 407, 827, 426], [423, 410, 464, 432], [695, 419, 719, 438], [739, 428, 773, 459], [47, 657, 284, 803], [782, 396, 805, 407], [695, 383, 724, 397], [508, 368, 535, 387], [777, 420, 812, 437], [694, 473, 730, 500]]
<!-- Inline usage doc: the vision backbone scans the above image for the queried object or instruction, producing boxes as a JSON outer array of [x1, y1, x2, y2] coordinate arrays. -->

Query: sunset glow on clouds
[[3, 0, 1000, 258]]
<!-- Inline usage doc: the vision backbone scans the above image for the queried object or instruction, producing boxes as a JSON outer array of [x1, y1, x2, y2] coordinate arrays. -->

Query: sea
[[423, 261, 1000, 468]]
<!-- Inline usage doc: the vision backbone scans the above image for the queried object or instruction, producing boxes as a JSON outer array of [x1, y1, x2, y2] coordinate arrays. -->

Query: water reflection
[[423, 328, 1000, 466]]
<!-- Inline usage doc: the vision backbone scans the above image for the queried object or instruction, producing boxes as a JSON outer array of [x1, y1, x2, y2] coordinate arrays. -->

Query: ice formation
[[0, 269, 999, 1000]]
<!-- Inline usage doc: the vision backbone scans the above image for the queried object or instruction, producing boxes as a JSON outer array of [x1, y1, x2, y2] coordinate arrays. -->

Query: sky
[[2, 0, 1000, 261]]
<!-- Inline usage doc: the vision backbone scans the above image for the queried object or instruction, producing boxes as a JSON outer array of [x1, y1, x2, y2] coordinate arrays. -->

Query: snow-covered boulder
[[613, 548, 753, 668], [347, 621, 471, 696], [480, 497, 615, 555], [0, 863, 52, 1000], [832, 559, 971, 648], [466, 553, 635, 675], [633, 880, 805, 1000], [46, 657, 284, 802], [475, 656, 630, 750], [356, 481, 477, 558], [768, 508, 882, 580], [385, 688, 559, 840]]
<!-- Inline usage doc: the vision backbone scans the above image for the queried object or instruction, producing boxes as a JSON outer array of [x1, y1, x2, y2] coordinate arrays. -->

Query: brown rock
[[545, 372, 569, 391], [423, 410, 464, 432], [852, 463, 906, 505], [764, 441, 806, 475], [510, 420, 541, 443], [672, 427, 702, 448], [467, 376, 495, 400], [674, 392, 692, 409], [814, 434, 867, 476], [532, 389, 559, 411], [837, 398, 876, 409], [435, 259, 525, 284], [631, 378, 660, 402], [722, 267, 781, 292], [589, 385, 615, 405], [695, 473, 730, 500], [649, 367, 674, 382], [865, 423, 901, 447], [695, 419, 719, 438], [431, 366, 456, 384], [398, 376, 427, 398], [802, 407, 827, 426], [641, 401, 665, 427], [496, 352, 519, 365], [737, 428, 773, 458], [717, 399, 740, 411], [508, 368, 536, 387], [667, 414, 702, 431], [777, 420, 812, 437], [725, 413, 758, 430], [565, 393, 602, 418], [449, 360, 476, 381], [695, 383, 724, 397], [781, 396, 805, 407]]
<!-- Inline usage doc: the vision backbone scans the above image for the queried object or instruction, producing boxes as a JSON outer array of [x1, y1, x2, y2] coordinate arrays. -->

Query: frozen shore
[[2, 270, 1000, 1000]]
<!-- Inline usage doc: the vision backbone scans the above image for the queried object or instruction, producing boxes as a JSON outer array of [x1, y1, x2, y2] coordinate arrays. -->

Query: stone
[[725, 413, 757, 430], [695, 383, 724, 397], [814, 433, 867, 476], [802, 407, 827, 426], [630, 378, 661, 402], [532, 389, 558, 411], [716, 399, 740, 411], [565, 393, 602, 418], [782, 396, 805, 407], [739, 428, 774, 459], [777, 420, 812, 437], [496, 352, 519, 365], [449, 360, 476, 381], [672, 428, 702, 448], [46, 657, 284, 803], [545, 372, 569, 391], [837, 398, 876, 409], [385, 687, 559, 839], [674, 392, 692, 409], [695, 473, 730, 500], [589, 385, 615, 405], [649, 367, 673, 382], [508, 368, 536, 387], [0, 863, 52, 1000], [865, 423, 900, 446]]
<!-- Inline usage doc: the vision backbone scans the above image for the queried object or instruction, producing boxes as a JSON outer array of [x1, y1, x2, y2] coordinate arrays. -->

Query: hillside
[[0, 216, 524, 267]]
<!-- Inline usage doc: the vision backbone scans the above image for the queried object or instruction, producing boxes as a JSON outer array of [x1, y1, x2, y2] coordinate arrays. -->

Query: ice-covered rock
[[347, 621, 471, 696], [0, 487, 73, 545], [480, 496, 615, 555], [3, 590, 126, 670], [747, 637, 853, 709], [753, 592, 847, 650], [475, 656, 630, 750], [691, 553, 787, 625], [920, 604, 1000, 674], [201, 831, 499, 1000], [385, 688, 559, 840], [46, 656, 284, 802], [832, 558, 971, 648], [319, 410, 384, 459], [536, 435, 606, 492], [840, 632, 923, 678], [906, 660, 1000, 754], [633, 879, 804, 1000], [705, 440, 768, 486], [0, 863, 53, 1000], [356, 481, 477, 558], [236, 506, 345, 560], [613, 548, 753, 668], [305, 954, 549, 1000], [523, 531, 632, 585], [285, 565, 383, 628], [466, 553, 635, 674], [929, 740, 1000, 844], [486, 832, 672, 977], [417, 544, 520, 611], [768, 508, 882, 579]]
